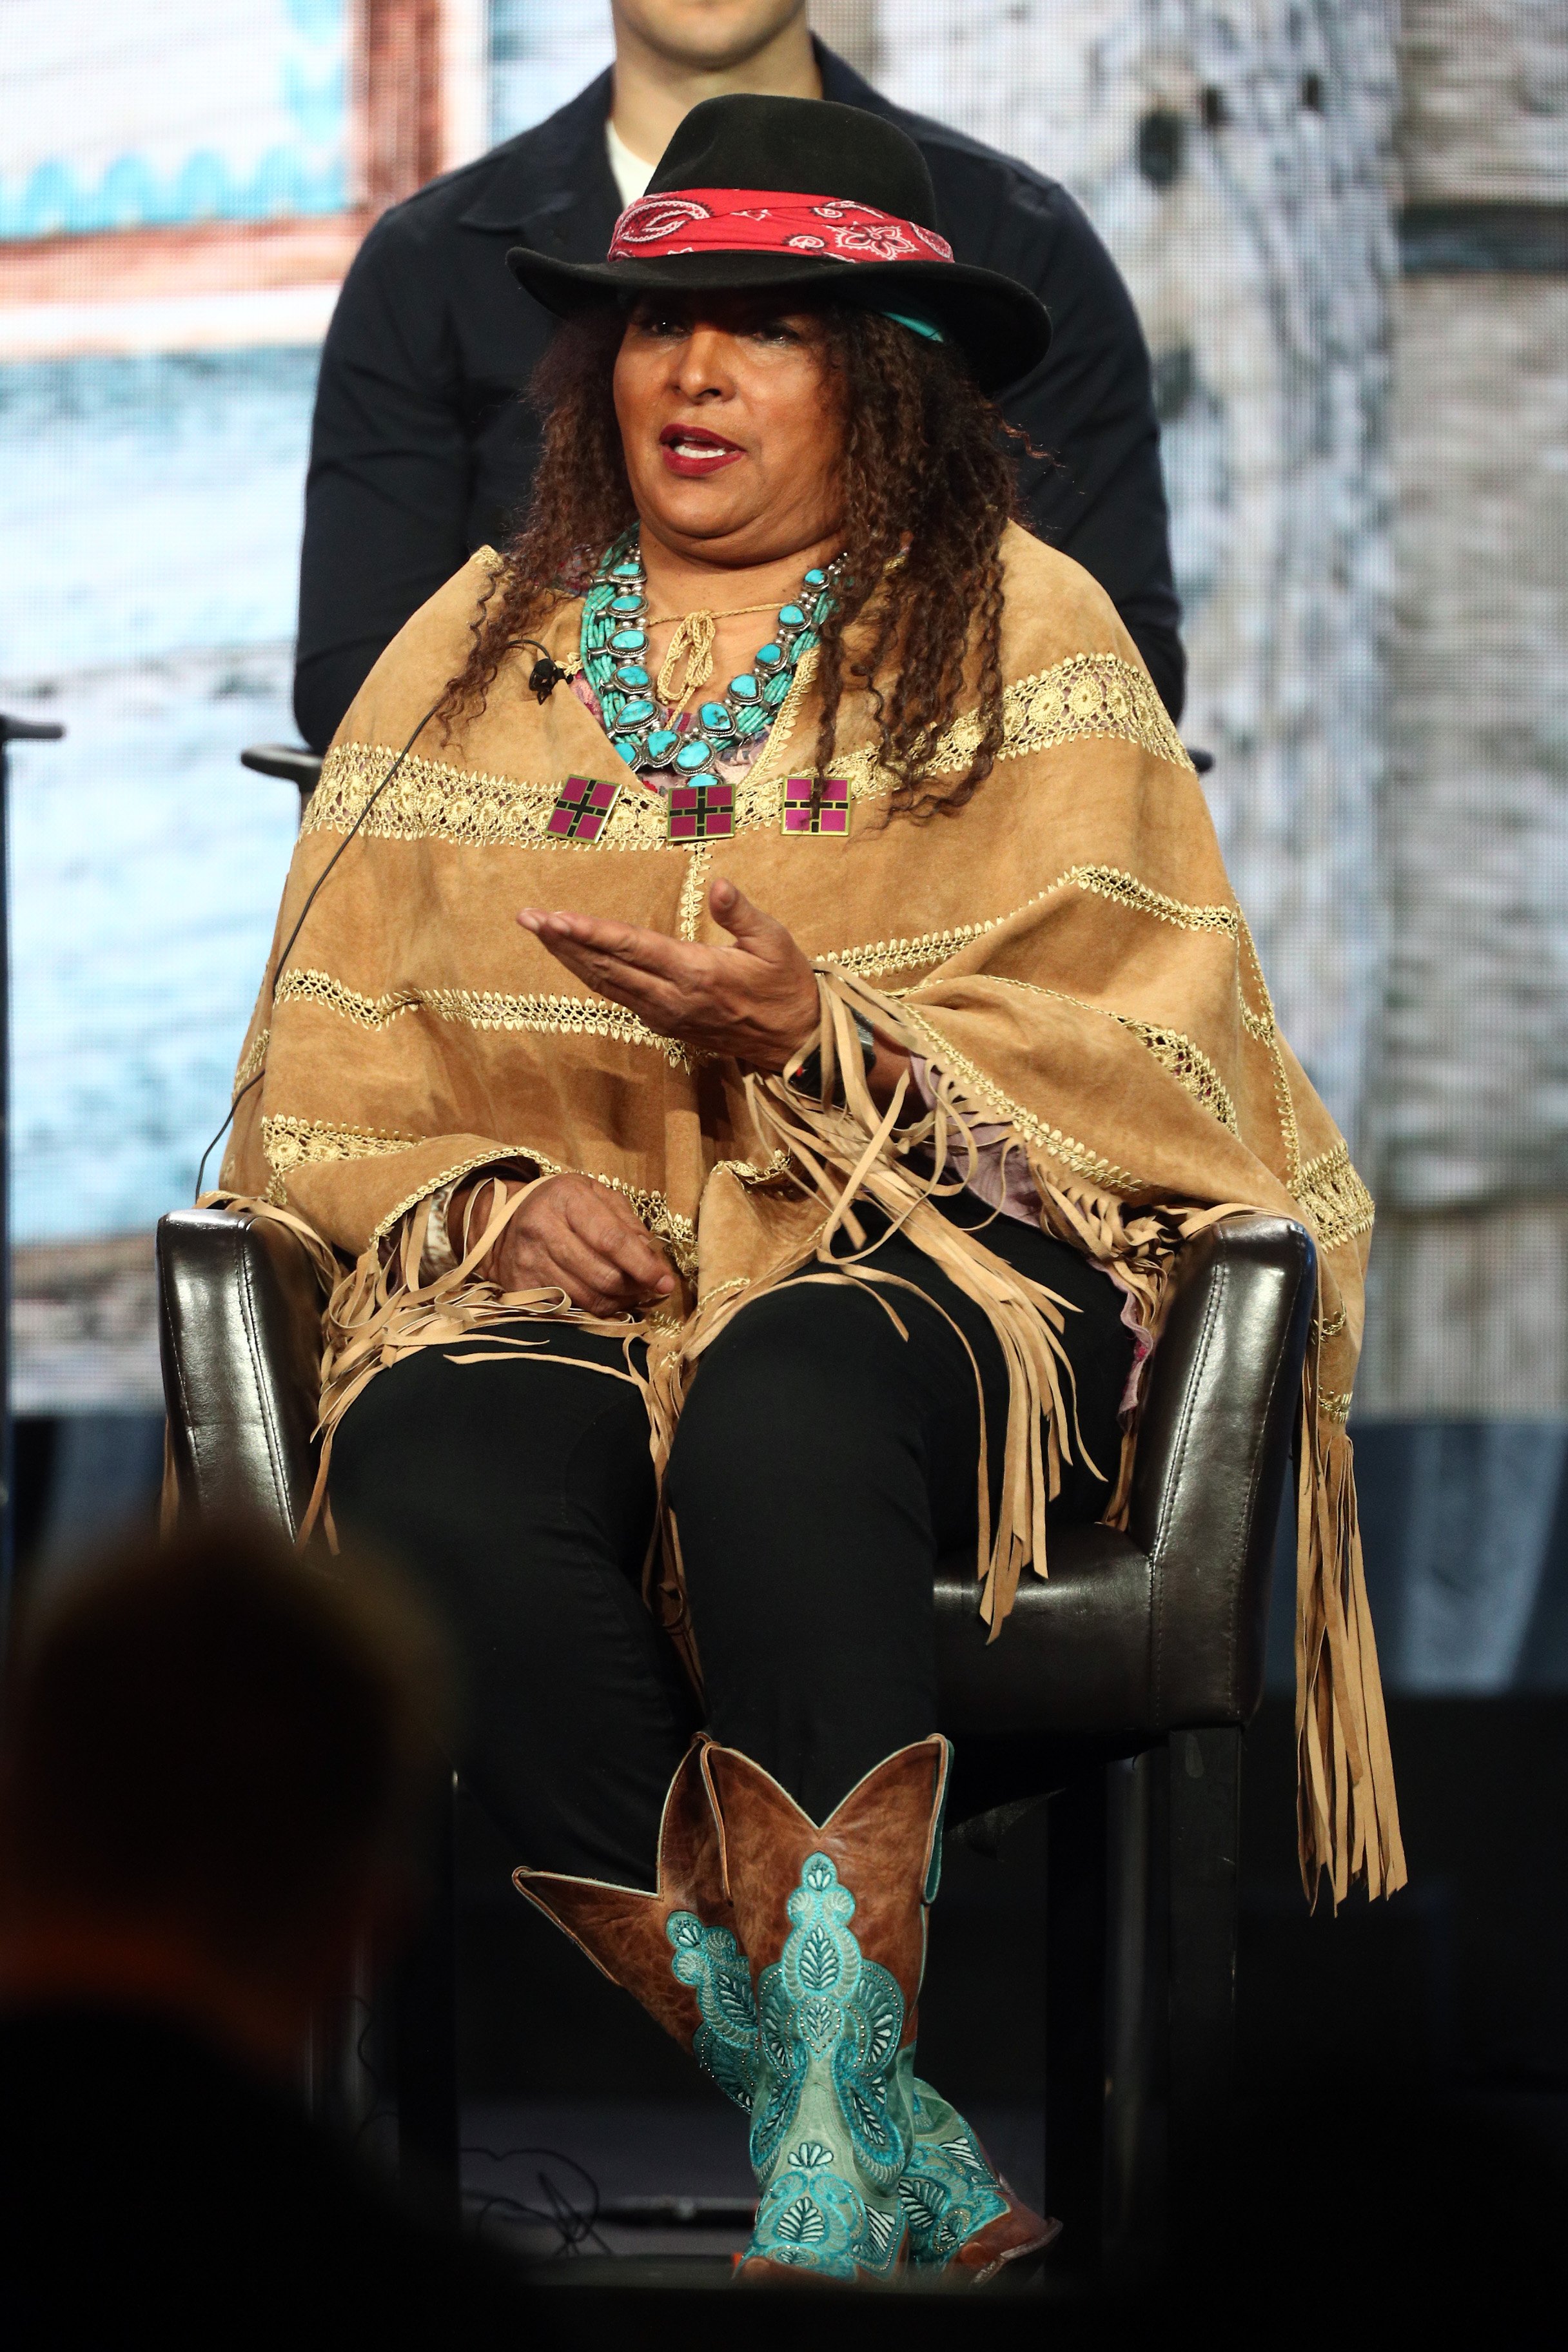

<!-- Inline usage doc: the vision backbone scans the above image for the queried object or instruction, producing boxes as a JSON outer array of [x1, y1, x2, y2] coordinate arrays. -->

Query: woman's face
[[613, 292, 845, 568]]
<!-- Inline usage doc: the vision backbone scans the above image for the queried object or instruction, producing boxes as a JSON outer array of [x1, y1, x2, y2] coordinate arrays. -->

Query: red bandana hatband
[[608, 191, 956, 268]]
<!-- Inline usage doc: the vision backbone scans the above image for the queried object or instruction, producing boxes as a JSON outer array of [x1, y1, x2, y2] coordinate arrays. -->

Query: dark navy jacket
[[295, 47, 1182, 750]]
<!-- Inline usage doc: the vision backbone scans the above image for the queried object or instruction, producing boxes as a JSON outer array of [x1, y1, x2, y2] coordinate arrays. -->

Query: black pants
[[331, 1205, 1132, 1889]]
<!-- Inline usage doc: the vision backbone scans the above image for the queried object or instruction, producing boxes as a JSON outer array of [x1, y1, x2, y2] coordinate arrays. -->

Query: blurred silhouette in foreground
[[0, 1520, 528, 2344]]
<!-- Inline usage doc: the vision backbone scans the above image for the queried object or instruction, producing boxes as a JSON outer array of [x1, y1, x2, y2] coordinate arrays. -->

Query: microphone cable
[[192, 700, 444, 1200]]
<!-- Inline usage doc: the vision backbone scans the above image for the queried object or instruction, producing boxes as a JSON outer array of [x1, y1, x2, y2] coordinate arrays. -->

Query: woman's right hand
[[464, 1171, 676, 1315]]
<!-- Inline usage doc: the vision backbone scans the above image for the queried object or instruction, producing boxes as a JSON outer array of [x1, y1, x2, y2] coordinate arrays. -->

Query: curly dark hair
[[438, 303, 1032, 816]]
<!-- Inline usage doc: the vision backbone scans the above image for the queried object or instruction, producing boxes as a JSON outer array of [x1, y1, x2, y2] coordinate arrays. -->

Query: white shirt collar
[[605, 119, 656, 208]]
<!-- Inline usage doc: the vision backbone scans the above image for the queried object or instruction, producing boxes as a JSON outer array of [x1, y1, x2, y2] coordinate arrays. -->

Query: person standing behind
[[294, 0, 1183, 751]]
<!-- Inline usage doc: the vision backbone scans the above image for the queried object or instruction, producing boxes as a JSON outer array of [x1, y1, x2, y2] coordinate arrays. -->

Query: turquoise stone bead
[[582, 529, 833, 795]]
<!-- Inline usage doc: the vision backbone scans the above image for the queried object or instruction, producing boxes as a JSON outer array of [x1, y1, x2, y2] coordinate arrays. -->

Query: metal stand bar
[[0, 715, 64, 1665]]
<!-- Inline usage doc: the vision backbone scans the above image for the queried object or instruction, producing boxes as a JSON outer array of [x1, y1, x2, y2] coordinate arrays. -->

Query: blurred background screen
[[2, 1, 1565, 1689]]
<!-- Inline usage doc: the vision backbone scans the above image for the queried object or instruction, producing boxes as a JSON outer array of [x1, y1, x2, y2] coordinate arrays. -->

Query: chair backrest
[[239, 742, 323, 817]]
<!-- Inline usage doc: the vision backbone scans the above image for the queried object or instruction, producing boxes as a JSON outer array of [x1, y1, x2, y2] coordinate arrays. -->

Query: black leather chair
[[158, 1186, 1312, 2276], [187, 733, 1308, 2271], [239, 741, 323, 806]]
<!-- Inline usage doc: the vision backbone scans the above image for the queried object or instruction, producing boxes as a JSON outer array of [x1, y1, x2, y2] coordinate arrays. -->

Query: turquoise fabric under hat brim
[[881, 311, 945, 343]]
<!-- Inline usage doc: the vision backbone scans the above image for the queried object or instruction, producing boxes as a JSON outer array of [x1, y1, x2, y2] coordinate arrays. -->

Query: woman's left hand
[[517, 876, 819, 1073]]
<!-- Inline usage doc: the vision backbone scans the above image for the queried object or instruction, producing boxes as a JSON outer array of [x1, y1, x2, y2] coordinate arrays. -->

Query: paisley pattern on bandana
[[609, 190, 954, 266]]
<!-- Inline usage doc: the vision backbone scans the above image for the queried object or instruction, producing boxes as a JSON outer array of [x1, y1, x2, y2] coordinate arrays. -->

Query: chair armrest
[[1128, 1213, 1315, 1729], [157, 1206, 326, 1538]]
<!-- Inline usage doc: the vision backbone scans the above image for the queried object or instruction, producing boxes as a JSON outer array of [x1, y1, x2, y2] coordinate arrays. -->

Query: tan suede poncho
[[220, 522, 1402, 1905]]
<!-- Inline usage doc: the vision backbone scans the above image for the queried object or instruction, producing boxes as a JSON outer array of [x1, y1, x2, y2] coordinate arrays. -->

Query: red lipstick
[[659, 422, 745, 478]]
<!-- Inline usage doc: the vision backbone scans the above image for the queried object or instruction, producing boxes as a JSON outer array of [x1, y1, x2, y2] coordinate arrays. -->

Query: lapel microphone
[[516, 638, 566, 702]]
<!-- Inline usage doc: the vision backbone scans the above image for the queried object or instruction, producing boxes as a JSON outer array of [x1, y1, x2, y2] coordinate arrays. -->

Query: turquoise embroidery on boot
[[898, 2077, 1010, 2264], [750, 2138, 868, 2276], [741, 1853, 912, 2278], [666, 1912, 758, 2112]]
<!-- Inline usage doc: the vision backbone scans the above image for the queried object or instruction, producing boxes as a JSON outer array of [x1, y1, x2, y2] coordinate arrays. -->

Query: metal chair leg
[[1103, 1748, 1164, 2288], [304, 1939, 379, 2144], [1044, 1769, 1108, 2273], [393, 1770, 462, 2225], [1166, 1725, 1241, 2259]]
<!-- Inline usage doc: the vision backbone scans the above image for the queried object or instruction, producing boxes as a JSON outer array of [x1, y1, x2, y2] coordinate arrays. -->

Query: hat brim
[[505, 246, 1050, 395]]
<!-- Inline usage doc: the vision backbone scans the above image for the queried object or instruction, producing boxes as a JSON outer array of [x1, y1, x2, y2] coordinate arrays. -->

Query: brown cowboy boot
[[516, 1736, 1057, 2284], [512, 1740, 758, 2112], [704, 1735, 1059, 2284], [899, 2080, 1063, 2282]]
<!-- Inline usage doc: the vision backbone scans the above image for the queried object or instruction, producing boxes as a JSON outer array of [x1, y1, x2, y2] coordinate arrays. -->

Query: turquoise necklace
[[580, 530, 840, 794]]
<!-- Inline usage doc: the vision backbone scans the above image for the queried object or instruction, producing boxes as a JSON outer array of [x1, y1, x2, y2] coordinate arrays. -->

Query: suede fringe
[[201, 956, 1404, 1904], [197, 1184, 659, 1549], [1295, 1375, 1407, 1907], [686, 966, 1218, 1635]]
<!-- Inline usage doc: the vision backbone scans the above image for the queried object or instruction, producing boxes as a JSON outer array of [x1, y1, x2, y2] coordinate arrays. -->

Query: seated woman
[[223, 95, 1400, 2282]]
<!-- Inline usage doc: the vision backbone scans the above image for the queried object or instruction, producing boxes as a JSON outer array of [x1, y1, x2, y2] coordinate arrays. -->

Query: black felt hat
[[506, 94, 1051, 393]]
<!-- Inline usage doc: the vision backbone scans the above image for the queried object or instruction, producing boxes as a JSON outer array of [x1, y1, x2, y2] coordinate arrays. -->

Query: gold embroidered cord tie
[[654, 612, 716, 706], [647, 600, 781, 708]]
